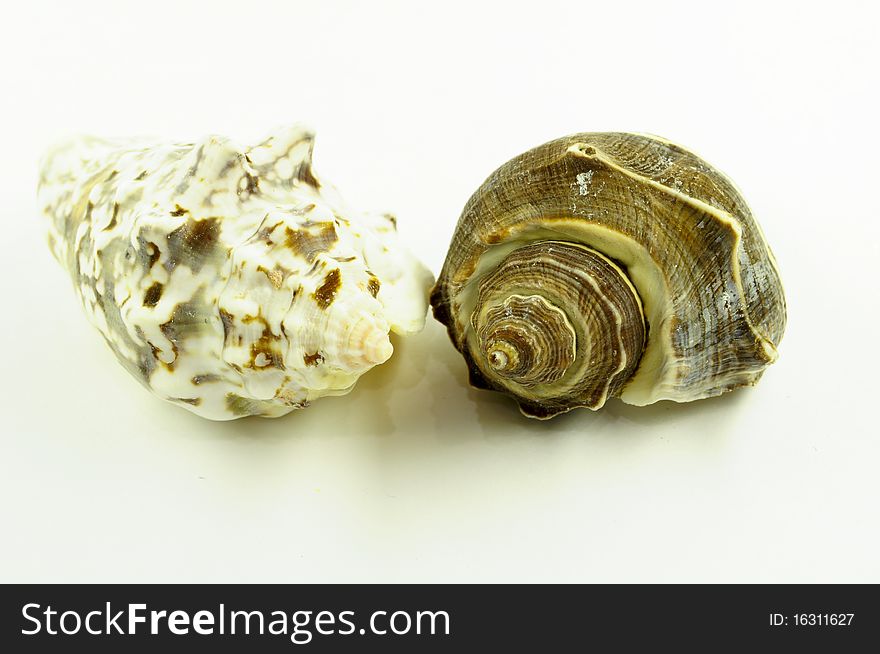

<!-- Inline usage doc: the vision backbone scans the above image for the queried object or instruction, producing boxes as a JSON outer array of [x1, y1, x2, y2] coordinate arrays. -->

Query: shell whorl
[[467, 241, 646, 417], [478, 293, 576, 386], [431, 132, 787, 418]]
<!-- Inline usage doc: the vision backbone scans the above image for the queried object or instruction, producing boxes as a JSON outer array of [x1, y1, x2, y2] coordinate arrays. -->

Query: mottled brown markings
[[175, 397, 202, 406], [73, 202, 96, 277], [175, 143, 205, 195], [58, 164, 114, 280], [143, 282, 164, 307], [272, 380, 309, 409], [249, 134, 319, 188], [103, 202, 120, 231], [303, 352, 324, 366], [94, 276, 156, 385], [257, 264, 286, 289], [164, 217, 221, 273], [192, 373, 221, 385], [256, 219, 284, 244], [156, 338, 179, 366], [313, 269, 341, 310], [297, 163, 320, 189], [136, 235, 161, 270], [217, 155, 241, 179], [159, 297, 212, 365], [368, 276, 381, 298], [251, 338, 284, 368], [219, 308, 234, 343], [131, 326, 157, 382], [170, 204, 188, 217], [305, 260, 324, 278], [239, 172, 259, 196], [284, 222, 337, 262], [135, 170, 148, 181], [334, 256, 355, 263], [148, 341, 164, 363], [225, 392, 264, 417], [238, 311, 285, 370]]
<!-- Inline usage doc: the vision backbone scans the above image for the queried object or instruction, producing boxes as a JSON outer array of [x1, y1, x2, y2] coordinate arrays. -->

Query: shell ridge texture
[[430, 132, 787, 418]]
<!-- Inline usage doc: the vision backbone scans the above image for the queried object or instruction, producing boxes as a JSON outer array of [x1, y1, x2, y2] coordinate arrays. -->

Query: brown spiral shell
[[430, 133, 787, 418]]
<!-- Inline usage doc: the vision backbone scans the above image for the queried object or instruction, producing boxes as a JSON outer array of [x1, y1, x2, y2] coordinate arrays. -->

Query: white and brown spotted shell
[[38, 125, 433, 419], [431, 133, 787, 419]]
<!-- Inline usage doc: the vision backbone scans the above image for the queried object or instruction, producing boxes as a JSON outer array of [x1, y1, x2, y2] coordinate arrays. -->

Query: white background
[[1, 0, 877, 582]]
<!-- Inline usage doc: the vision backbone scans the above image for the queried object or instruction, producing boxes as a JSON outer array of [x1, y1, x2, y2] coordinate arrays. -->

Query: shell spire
[[38, 125, 434, 419]]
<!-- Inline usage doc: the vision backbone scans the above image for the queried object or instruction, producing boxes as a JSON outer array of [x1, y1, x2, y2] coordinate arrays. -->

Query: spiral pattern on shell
[[431, 133, 786, 418]]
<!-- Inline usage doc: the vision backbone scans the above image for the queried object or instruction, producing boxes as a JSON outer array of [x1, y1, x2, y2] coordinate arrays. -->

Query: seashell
[[38, 125, 433, 419], [430, 133, 786, 419]]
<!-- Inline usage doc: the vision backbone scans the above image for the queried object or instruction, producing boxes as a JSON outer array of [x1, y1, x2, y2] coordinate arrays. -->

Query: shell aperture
[[430, 133, 787, 419], [38, 125, 434, 420]]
